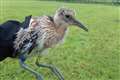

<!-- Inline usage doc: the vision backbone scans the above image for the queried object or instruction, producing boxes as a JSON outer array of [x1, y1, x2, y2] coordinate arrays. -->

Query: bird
[[0, 8, 88, 80]]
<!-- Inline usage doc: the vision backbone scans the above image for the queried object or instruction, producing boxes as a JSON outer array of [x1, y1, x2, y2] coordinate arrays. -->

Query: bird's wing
[[0, 15, 32, 59], [14, 30, 38, 57]]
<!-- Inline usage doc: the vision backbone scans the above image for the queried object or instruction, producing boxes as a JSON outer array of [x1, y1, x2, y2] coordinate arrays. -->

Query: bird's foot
[[35, 57, 64, 80], [36, 62, 64, 80], [36, 74, 44, 80], [50, 65, 64, 80]]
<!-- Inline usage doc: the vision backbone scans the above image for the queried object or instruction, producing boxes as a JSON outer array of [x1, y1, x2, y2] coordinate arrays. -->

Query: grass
[[0, 0, 119, 80]]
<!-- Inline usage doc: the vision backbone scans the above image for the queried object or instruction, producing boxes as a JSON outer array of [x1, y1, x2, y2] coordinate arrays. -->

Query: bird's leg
[[19, 55, 44, 80], [35, 58, 64, 80]]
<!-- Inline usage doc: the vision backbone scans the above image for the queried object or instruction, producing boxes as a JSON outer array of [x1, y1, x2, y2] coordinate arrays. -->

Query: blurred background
[[0, 0, 119, 80], [41, 0, 119, 4]]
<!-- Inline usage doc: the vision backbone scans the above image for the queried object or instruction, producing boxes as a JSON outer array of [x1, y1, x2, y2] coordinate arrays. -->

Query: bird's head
[[54, 8, 88, 31]]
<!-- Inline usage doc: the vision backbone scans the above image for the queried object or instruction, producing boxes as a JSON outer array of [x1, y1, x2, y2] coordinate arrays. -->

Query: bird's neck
[[49, 15, 68, 39], [55, 25, 67, 39]]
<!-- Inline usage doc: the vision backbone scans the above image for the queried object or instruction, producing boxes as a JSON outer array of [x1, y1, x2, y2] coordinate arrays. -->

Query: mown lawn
[[0, 0, 119, 80]]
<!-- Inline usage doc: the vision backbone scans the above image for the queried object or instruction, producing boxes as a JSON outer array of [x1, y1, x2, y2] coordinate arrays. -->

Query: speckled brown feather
[[14, 16, 67, 55]]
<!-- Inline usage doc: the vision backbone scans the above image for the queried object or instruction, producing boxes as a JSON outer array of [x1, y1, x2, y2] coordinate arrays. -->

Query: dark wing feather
[[14, 31, 38, 56], [0, 20, 21, 61], [21, 15, 32, 29]]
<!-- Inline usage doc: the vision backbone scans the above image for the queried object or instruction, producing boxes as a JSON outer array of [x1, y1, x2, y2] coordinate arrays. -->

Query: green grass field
[[0, 0, 119, 80]]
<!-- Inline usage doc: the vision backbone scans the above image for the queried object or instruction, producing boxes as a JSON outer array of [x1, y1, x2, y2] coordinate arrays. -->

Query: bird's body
[[14, 16, 68, 57]]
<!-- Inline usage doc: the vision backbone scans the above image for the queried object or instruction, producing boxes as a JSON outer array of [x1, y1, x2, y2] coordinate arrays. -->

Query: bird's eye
[[65, 15, 70, 18]]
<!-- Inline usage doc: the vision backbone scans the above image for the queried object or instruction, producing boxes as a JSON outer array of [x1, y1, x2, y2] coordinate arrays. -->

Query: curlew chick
[[14, 8, 88, 80]]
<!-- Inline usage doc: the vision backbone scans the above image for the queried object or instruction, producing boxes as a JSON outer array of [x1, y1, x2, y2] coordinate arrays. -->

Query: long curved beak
[[72, 18, 88, 32]]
